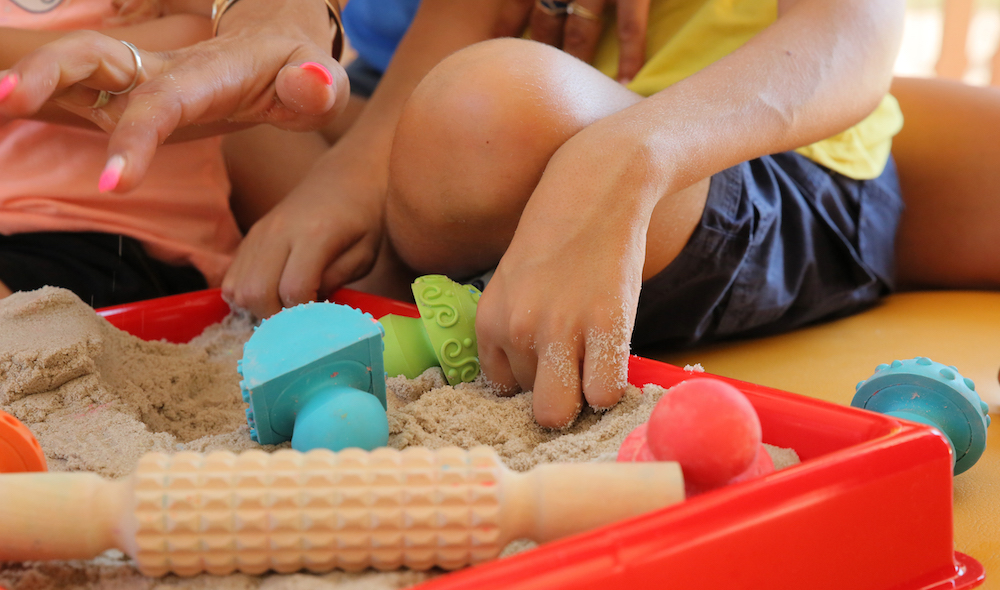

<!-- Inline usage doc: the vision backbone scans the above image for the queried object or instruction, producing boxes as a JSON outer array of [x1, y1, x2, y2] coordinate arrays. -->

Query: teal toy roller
[[238, 302, 389, 452], [379, 275, 482, 385], [852, 357, 990, 475]]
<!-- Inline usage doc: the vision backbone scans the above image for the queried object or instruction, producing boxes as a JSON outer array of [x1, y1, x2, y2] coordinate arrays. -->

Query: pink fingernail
[[98, 155, 126, 193], [0, 74, 18, 102], [300, 62, 333, 86]]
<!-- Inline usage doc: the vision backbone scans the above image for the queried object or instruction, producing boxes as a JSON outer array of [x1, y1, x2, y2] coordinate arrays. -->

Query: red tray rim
[[96, 289, 985, 590]]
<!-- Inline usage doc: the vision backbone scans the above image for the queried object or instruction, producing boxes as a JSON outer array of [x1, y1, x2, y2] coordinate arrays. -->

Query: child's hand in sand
[[475, 127, 650, 429], [222, 145, 386, 318]]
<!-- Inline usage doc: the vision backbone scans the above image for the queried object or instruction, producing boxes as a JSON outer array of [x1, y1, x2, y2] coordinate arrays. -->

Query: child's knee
[[391, 38, 577, 200], [387, 40, 583, 274]]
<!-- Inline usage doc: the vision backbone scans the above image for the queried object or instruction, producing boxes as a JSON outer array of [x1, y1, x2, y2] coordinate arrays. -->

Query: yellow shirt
[[589, 0, 903, 180]]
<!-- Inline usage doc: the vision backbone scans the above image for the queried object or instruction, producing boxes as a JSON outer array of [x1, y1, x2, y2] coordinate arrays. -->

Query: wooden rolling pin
[[0, 446, 683, 576]]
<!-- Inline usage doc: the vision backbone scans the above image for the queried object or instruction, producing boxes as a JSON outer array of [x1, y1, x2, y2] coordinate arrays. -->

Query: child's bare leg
[[223, 94, 368, 233], [224, 126, 330, 233], [345, 235, 420, 303], [0, 280, 11, 299], [384, 38, 709, 282], [891, 77, 1000, 290]]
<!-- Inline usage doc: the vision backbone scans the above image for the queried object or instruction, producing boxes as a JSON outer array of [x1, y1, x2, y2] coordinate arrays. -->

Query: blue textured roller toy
[[237, 302, 389, 452], [852, 357, 990, 475]]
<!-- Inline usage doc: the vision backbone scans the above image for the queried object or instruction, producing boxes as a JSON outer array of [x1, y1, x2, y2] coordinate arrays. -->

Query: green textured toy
[[379, 275, 482, 385]]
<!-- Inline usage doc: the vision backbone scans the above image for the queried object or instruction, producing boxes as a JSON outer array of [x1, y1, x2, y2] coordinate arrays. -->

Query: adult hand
[[108, 0, 165, 25], [0, 1, 348, 193], [528, 0, 650, 83], [475, 126, 649, 428], [221, 145, 386, 319]]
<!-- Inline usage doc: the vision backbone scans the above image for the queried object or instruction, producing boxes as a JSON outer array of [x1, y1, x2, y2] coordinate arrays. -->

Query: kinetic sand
[[0, 287, 798, 590]]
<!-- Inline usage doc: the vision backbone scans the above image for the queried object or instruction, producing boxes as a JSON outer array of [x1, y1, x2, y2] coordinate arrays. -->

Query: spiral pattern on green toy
[[417, 285, 460, 328], [412, 275, 482, 386], [439, 337, 481, 383]]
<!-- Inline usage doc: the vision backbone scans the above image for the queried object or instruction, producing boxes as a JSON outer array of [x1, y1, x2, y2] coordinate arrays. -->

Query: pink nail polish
[[300, 62, 333, 86], [0, 74, 18, 102], [98, 155, 126, 193]]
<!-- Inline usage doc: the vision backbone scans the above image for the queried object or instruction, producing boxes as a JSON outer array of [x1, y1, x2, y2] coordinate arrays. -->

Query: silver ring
[[90, 90, 111, 109], [537, 0, 569, 16], [109, 40, 144, 95]]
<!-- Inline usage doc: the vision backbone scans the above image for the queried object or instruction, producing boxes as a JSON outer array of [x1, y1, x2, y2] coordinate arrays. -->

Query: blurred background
[[900, 0, 1000, 84]]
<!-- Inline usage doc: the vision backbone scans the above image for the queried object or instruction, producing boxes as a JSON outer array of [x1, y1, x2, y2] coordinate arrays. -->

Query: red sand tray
[[98, 288, 985, 590]]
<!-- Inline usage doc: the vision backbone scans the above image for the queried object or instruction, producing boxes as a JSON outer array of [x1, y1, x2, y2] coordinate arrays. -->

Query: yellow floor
[[646, 291, 1000, 588]]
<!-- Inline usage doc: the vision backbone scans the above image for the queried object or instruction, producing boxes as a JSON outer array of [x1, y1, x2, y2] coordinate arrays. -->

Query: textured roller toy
[[0, 446, 683, 576]]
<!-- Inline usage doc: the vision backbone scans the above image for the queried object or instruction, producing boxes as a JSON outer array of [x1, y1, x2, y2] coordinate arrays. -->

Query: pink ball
[[617, 423, 650, 462], [633, 442, 657, 462], [729, 444, 775, 485], [646, 378, 762, 488]]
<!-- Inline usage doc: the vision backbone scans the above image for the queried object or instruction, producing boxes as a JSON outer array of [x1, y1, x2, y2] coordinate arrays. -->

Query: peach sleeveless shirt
[[0, 0, 240, 287]]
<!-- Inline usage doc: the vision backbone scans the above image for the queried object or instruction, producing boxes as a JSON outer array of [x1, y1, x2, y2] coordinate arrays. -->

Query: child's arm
[[478, 0, 906, 427], [221, 0, 508, 317]]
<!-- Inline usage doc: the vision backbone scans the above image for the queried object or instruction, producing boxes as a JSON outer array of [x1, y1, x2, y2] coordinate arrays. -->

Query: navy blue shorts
[[0, 232, 208, 308], [345, 55, 382, 98], [632, 151, 903, 350]]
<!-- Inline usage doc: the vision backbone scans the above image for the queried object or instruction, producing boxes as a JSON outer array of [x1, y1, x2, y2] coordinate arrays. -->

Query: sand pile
[[0, 287, 797, 590]]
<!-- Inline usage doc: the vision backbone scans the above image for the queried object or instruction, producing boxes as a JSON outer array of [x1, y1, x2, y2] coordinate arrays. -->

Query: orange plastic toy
[[0, 410, 47, 473]]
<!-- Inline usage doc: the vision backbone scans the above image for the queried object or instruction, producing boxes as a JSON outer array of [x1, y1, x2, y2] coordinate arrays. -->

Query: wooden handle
[[502, 462, 685, 543], [0, 472, 136, 560]]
